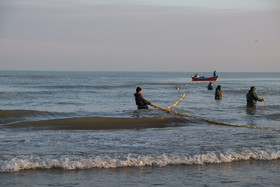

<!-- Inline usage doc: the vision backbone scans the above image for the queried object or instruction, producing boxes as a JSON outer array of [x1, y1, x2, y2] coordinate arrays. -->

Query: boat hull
[[192, 76, 218, 81]]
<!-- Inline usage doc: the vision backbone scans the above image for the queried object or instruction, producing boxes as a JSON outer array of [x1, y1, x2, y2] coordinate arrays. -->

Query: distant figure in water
[[134, 87, 154, 109], [246, 86, 264, 107], [215, 85, 223, 100], [208, 82, 213, 90], [213, 70, 216, 77]]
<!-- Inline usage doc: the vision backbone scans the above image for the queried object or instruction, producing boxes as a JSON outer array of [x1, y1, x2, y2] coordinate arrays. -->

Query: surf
[[1, 150, 279, 172]]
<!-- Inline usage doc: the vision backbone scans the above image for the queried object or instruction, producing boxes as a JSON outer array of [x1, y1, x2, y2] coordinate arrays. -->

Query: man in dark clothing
[[215, 85, 223, 100], [134, 87, 154, 109], [208, 82, 213, 90], [246, 86, 264, 107]]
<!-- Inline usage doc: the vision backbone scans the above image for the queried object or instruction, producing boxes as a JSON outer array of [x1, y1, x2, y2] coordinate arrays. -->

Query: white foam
[[1, 150, 279, 172]]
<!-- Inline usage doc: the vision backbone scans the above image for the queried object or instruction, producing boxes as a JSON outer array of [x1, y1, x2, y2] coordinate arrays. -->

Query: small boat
[[192, 76, 218, 81]]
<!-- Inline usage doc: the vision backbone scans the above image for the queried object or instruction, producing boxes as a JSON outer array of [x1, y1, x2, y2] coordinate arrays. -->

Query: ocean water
[[0, 71, 279, 186]]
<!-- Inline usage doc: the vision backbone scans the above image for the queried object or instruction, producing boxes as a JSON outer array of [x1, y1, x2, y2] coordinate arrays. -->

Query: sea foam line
[[1, 150, 279, 172]]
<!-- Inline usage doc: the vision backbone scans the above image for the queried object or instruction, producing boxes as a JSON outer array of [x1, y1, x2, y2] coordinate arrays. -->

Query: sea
[[0, 71, 279, 187]]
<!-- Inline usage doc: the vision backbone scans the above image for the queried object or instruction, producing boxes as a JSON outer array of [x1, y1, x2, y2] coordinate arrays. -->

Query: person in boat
[[213, 70, 216, 77], [215, 85, 223, 100], [194, 73, 198, 77], [134, 87, 154, 109], [208, 82, 213, 90], [246, 86, 264, 107]]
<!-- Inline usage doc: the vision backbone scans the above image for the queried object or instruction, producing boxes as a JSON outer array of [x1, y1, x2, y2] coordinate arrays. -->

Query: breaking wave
[[1, 150, 279, 172]]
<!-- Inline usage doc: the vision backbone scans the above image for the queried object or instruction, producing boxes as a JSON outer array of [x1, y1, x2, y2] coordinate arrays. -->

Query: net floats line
[[153, 105, 279, 132], [169, 81, 201, 109], [167, 92, 186, 109]]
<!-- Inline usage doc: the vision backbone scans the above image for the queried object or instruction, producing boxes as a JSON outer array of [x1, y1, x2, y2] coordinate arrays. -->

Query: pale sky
[[0, 0, 279, 72]]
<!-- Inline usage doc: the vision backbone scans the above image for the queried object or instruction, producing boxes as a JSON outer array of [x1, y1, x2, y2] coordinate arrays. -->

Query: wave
[[0, 109, 56, 118], [4, 117, 188, 130], [1, 150, 279, 172], [0, 110, 67, 124]]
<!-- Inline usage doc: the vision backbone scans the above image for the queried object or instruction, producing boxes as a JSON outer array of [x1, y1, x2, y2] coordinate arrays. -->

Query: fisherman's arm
[[140, 95, 153, 105], [253, 93, 263, 102]]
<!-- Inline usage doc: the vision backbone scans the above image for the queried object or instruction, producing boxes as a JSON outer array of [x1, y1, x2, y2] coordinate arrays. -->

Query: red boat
[[191, 76, 218, 81]]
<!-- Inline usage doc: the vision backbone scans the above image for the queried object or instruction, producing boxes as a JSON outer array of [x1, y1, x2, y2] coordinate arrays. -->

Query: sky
[[0, 0, 279, 72]]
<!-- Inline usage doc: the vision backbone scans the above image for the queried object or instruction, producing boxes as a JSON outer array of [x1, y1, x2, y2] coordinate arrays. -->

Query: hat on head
[[250, 86, 255, 90], [136, 87, 142, 93]]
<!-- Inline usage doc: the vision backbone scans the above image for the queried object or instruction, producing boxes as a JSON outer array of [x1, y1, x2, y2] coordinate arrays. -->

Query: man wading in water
[[246, 86, 265, 107], [134, 87, 154, 109]]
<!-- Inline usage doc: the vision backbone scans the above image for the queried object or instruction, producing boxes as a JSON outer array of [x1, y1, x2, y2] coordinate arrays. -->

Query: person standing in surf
[[134, 87, 154, 109], [246, 86, 265, 107], [215, 85, 223, 100], [208, 82, 214, 90]]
